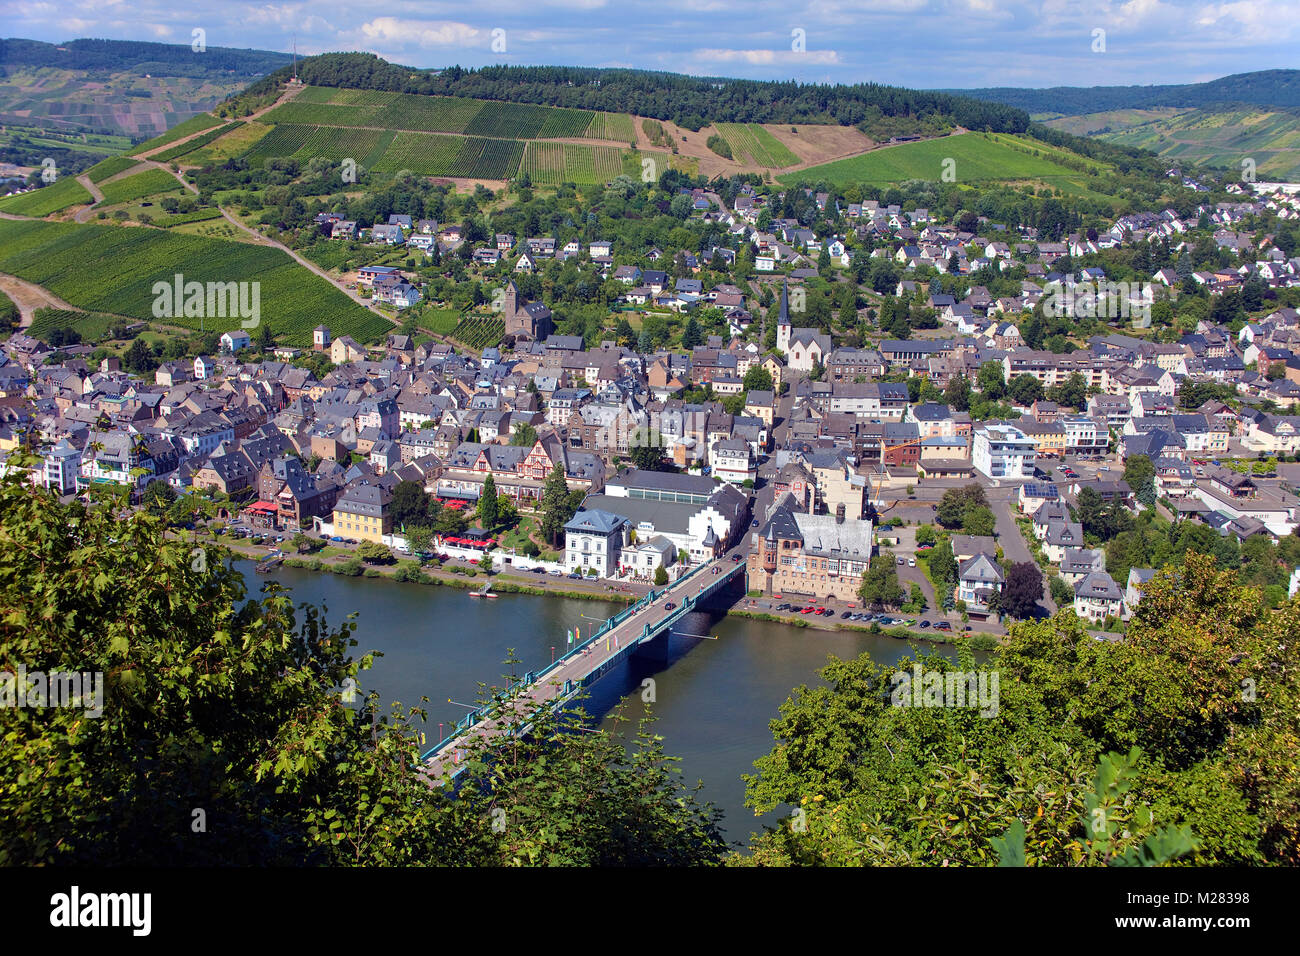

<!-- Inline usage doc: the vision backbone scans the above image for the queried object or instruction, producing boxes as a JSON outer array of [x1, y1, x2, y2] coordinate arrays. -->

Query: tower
[[776, 277, 792, 355]]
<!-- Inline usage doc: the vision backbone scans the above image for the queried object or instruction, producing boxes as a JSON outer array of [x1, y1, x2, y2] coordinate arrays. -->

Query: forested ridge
[[236, 52, 1031, 134]]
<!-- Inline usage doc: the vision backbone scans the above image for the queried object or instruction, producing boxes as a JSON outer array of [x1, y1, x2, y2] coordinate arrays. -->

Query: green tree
[[1008, 374, 1044, 407], [742, 367, 774, 393], [858, 552, 905, 609], [391, 480, 433, 528], [653, 565, 669, 586], [539, 463, 578, 547], [478, 474, 499, 529], [681, 316, 703, 349], [977, 361, 1006, 400], [1123, 454, 1157, 509], [510, 423, 539, 448], [357, 540, 394, 564], [962, 506, 996, 538], [944, 375, 971, 412]]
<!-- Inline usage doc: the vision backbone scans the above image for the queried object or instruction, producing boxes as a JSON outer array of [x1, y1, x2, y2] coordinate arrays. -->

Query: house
[[332, 481, 393, 544], [1124, 568, 1157, 619], [957, 552, 1004, 612], [564, 508, 630, 578], [1073, 570, 1124, 622], [1017, 481, 1061, 515], [1042, 520, 1086, 563], [220, 330, 251, 354], [711, 437, 755, 485], [1059, 548, 1105, 586]]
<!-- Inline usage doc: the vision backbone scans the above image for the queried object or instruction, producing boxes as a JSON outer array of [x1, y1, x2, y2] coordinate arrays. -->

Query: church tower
[[775, 277, 792, 355]]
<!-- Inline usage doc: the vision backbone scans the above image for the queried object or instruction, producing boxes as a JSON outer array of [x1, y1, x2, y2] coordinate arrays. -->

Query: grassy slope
[[1089, 107, 1300, 179]]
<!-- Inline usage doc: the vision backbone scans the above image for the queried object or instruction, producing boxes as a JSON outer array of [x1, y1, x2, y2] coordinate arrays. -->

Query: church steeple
[[778, 278, 790, 326]]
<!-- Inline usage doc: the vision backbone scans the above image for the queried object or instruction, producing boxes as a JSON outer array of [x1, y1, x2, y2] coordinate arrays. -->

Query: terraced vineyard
[[294, 125, 395, 167], [98, 168, 184, 205], [153, 121, 246, 162], [0, 219, 391, 345], [585, 112, 636, 143], [242, 124, 318, 165], [183, 122, 273, 165], [0, 176, 93, 216], [522, 142, 624, 184], [369, 131, 466, 175], [443, 137, 526, 179], [128, 113, 223, 156], [86, 156, 144, 183], [714, 123, 801, 168], [450, 315, 504, 350]]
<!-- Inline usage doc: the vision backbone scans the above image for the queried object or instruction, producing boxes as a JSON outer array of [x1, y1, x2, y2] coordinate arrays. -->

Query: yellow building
[[332, 481, 393, 543]]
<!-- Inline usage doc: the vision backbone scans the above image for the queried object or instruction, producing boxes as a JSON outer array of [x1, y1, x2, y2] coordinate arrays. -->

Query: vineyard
[[369, 131, 466, 176], [584, 112, 636, 143], [441, 136, 526, 179], [714, 123, 800, 168], [28, 308, 126, 342], [153, 121, 246, 163], [153, 208, 224, 228], [642, 119, 673, 148], [522, 142, 624, 184], [184, 122, 273, 165], [294, 125, 394, 167], [242, 124, 318, 165], [128, 113, 223, 156], [0, 177, 93, 216], [450, 315, 504, 350], [0, 219, 391, 345], [421, 308, 461, 336], [86, 156, 143, 183], [98, 168, 185, 205]]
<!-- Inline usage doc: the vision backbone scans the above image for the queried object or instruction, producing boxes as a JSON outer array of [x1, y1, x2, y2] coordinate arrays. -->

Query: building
[[564, 509, 629, 578], [220, 330, 251, 354], [957, 552, 1004, 611], [972, 423, 1035, 481], [747, 498, 874, 602], [43, 438, 81, 494], [1073, 570, 1124, 622], [332, 481, 393, 544]]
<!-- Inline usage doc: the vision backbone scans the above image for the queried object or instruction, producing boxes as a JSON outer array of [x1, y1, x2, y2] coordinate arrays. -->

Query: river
[[238, 559, 964, 843]]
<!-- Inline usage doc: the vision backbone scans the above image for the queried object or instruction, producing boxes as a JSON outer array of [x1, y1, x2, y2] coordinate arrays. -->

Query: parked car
[[935, 621, 952, 630], [567, 572, 581, 579], [919, 620, 931, 628], [330, 536, 343, 542], [841, 610, 853, 619], [908, 558, 916, 567], [896, 556, 905, 566], [751, 519, 759, 527]]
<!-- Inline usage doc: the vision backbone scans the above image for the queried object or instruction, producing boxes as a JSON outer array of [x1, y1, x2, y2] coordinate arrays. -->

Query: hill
[[946, 69, 1300, 117], [1046, 106, 1300, 181], [0, 37, 291, 141]]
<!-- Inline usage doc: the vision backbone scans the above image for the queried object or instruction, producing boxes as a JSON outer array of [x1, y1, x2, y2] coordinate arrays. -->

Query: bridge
[[419, 554, 748, 783]]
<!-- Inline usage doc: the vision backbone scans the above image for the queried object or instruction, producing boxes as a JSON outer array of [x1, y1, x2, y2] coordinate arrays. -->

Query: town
[[4, 171, 1300, 639]]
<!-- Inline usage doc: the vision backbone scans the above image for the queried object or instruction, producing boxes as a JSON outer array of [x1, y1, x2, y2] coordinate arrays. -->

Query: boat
[[469, 581, 497, 599], [255, 554, 283, 574]]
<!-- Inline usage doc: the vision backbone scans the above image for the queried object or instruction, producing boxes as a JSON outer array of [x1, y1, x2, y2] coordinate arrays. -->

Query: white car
[[908, 558, 916, 567]]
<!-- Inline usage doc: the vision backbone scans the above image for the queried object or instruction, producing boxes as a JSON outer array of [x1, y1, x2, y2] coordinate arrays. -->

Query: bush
[[654, 566, 670, 586], [335, 558, 363, 576]]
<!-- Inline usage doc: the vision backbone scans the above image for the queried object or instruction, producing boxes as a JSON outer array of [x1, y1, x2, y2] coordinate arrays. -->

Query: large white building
[[972, 423, 1036, 481], [564, 509, 629, 578]]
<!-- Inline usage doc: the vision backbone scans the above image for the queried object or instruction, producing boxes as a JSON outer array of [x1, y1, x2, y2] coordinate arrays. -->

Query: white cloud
[[691, 47, 840, 66]]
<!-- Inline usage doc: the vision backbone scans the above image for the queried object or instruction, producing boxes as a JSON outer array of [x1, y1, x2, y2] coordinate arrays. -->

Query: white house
[[972, 423, 1035, 481], [564, 509, 629, 578], [220, 330, 251, 353]]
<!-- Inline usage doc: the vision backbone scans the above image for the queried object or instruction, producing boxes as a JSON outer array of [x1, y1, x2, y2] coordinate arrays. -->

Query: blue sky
[[8, 0, 1297, 89]]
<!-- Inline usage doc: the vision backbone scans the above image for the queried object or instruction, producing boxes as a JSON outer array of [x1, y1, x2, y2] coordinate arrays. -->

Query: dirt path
[[0, 273, 80, 327]]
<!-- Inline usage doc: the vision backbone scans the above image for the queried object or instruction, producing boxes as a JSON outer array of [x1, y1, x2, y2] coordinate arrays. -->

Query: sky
[[7, 0, 1298, 90]]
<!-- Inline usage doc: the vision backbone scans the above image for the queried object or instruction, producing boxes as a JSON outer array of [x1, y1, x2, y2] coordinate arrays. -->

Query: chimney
[[836, 503, 845, 524]]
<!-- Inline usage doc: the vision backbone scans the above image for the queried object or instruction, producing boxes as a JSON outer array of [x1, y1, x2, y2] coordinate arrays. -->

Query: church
[[501, 281, 553, 342]]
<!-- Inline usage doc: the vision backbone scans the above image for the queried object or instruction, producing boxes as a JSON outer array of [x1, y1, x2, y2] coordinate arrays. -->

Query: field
[[128, 113, 223, 155], [521, 142, 625, 184], [714, 123, 801, 168], [0, 219, 392, 345], [585, 112, 636, 143], [450, 316, 504, 350], [421, 308, 462, 336], [781, 132, 1105, 188], [98, 168, 185, 205], [28, 308, 126, 342], [242, 124, 318, 165], [183, 121, 273, 165], [86, 156, 145, 183], [152, 121, 245, 162], [153, 208, 224, 228], [0, 176, 93, 216]]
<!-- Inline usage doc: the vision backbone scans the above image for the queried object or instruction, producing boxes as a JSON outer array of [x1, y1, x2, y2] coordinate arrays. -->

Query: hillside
[[947, 69, 1300, 117], [0, 37, 291, 140], [1046, 106, 1300, 181]]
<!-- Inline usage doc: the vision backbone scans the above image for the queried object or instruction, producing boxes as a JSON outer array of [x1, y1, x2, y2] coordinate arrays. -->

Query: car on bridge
[[664, 602, 676, 611]]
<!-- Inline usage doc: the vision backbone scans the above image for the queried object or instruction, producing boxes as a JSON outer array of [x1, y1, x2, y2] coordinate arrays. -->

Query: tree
[[742, 367, 774, 393], [1001, 561, 1044, 619], [539, 463, 578, 547], [977, 361, 1006, 399], [1008, 374, 1044, 407], [1123, 454, 1156, 509], [743, 552, 1299, 866], [915, 524, 936, 547], [478, 474, 499, 529], [479, 553, 493, 575], [0, 467, 730, 866], [858, 552, 905, 609], [357, 540, 394, 564], [961, 506, 996, 538], [1049, 575, 1074, 607], [653, 565, 669, 586], [936, 484, 989, 530], [434, 506, 467, 538], [1048, 372, 1088, 410], [510, 423, 538, 447], [391, 480, 433, 528], [681, 316, 702, 349], [630, 435, 665, 472], [141, 481, 177, 517], [944, 375, 971, 412], [405, 524, 435, 556]]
